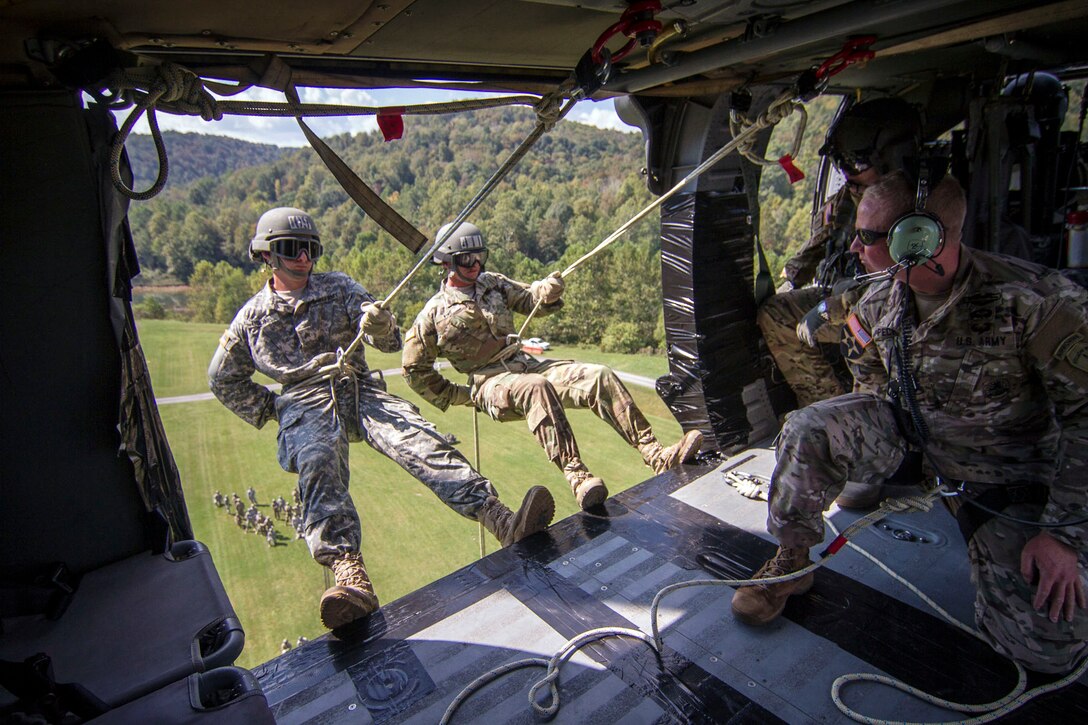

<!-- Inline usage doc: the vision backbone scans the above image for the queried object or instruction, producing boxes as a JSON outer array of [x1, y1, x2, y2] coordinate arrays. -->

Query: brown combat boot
[[640, 430, 704, 474], [319, 552, 379, 629], [731, 546, 814, 626], [563, 459, 608, 510], [478, 486, 556, 547]]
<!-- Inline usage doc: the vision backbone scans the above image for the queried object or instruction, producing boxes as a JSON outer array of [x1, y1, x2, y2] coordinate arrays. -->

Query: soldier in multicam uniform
[[403, 222, 704, 510], [758, 98, 923, 409], [733, 172, 1088, 674], [209, 207, 555, 630]]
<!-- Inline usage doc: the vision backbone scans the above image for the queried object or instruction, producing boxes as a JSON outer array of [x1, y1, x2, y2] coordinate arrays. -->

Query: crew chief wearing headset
[[731, 171, 1088, 674]]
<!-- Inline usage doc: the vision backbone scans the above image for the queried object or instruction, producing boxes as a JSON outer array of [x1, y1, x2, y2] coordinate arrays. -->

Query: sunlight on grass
[[140, 318, 681, 667]]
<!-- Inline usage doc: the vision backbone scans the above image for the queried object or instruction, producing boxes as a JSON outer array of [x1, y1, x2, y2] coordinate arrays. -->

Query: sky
[[116, 86, 637, 147]]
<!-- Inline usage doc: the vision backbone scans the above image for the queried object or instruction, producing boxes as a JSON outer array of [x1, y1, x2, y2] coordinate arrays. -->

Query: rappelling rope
[[512, 86, 806, 342], [104, 61, 566, 200], [440, 486, 948, 723], [309, 81, 578, 382]]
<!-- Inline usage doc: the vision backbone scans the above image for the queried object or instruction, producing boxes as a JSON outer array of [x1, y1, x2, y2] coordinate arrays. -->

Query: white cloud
[[110, 85, 636, 146], [567, 99, 638, 133]]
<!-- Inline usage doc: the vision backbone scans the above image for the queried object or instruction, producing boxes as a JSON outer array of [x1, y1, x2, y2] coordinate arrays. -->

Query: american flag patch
[[846, 313, 872, 348]]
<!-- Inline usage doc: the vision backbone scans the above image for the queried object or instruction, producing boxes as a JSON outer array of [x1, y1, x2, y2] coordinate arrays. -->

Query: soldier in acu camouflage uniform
[[734, 173, 1088, 674], [403, 222, 704, 511], [758, 98, 923, 410], [209, 207, 555, 630]]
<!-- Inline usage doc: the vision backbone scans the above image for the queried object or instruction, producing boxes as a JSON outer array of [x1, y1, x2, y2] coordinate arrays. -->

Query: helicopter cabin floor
[[254, 443, 1088, 723]]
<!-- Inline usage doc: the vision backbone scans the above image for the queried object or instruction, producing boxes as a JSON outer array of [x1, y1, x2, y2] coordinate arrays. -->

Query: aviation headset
[[885, 163, 944, 266]]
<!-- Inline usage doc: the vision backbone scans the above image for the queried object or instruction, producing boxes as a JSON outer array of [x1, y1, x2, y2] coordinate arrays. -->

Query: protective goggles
[[453, 251, 488, 268], [855, 228, 889, 246], [270, 238, 322, 260], [831, 151, 873, 178]]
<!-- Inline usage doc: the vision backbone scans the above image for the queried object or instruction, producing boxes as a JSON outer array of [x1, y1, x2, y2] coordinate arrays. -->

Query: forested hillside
[[128, 100, 840, 351], [126, 131, 287, 191]]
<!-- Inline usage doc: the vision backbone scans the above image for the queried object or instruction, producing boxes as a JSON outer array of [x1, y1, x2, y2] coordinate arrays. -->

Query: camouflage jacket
[[403, 272, 561, 410], [845, 248, 1088, 549], [782, 184, 859, 290], [208, 272, 401, 428]]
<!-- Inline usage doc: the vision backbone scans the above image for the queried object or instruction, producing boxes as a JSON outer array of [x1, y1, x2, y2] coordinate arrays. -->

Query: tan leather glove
[[360, 301, 396, 337], [530, 272, 565, 304], [450, 384, 473, 407]]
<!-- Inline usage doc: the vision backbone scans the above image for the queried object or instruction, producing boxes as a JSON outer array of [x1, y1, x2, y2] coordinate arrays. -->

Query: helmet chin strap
[[269, 254, 311, 282], [448, 262, 482, 285]]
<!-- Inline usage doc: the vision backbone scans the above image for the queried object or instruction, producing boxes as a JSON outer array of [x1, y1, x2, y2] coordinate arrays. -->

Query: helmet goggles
[[270, 237, 322, 260], [453, 250, 488, 268]]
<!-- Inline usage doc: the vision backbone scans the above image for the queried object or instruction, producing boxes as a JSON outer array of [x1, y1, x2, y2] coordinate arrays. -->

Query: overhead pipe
[[605, 0, 1024, 94]]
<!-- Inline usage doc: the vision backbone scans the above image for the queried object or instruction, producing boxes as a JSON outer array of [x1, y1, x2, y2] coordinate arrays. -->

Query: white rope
[[514, 85, 806, 341], [440, 488, 946, 723], [824, 518, 1088, 725]]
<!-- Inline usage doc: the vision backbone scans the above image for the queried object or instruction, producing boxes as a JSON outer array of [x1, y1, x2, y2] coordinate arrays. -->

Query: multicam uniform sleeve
[[1023, 280, 1088, 550], [843, 287, 892, 396], [402, 306, 471, 411], [208, 320, 277, 429], [495, 273, 564, 316]]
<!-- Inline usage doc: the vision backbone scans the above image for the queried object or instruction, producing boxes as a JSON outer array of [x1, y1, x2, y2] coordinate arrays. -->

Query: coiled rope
[[440, 486, 949, 723], [440, 482, 1087, 723]]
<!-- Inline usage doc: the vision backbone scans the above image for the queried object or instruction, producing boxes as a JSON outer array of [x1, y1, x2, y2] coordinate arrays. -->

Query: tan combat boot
[[478, 486, 556, 547], [730, 546, 814, 626], [563, 459, 608, 510], [640, 429, 704, 474], [319, 552, 379, 629]]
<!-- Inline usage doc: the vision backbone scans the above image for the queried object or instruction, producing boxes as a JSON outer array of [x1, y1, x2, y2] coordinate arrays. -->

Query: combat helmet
[[431, 222, 488, 266], [820, 98, 922, 178], [249, 207, 322, 262]]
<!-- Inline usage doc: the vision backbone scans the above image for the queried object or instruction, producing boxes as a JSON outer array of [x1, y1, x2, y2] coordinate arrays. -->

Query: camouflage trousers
[[769, 393, 1087, 674], [275, 375, 496, 566], [471, 357, 654, 470], [756, 286, 849, 407]]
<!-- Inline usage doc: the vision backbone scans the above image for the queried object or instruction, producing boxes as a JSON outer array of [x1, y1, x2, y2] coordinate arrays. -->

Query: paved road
[[157, 365, 659, 406]]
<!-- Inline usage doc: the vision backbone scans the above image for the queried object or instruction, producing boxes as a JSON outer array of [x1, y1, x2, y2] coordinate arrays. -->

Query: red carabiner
[[815, 35, 877, 80], [591, 0, 663, 65]]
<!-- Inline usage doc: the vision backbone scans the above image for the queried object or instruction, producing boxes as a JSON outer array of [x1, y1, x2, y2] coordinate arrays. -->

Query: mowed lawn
[[138, 319, 675, 668]]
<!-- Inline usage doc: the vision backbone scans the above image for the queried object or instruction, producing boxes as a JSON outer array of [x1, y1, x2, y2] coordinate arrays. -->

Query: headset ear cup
[[887, 211, 944, 264]]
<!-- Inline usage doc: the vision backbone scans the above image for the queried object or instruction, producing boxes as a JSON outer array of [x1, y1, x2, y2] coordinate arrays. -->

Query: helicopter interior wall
[[648, 90, 791, 456], [1, 90, 150, 574]]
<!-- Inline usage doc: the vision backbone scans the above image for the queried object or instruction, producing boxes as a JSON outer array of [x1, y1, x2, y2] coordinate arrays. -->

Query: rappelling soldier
[[209, 207, 555, 629], [403, 222, 703, 510]]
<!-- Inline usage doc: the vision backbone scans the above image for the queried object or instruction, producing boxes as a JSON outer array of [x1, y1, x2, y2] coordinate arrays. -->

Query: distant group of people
[[213, 487, 307, 546], [207, 91, 1085, 677]]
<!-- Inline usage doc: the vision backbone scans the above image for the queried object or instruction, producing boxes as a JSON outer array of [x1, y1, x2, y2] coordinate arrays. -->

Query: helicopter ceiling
[[2, 0, 1086, 99]]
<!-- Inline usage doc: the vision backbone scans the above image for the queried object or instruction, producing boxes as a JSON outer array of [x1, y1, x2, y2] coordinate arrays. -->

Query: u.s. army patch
[[1055, 332, 1088, 373], [840, 313, 872, 361]]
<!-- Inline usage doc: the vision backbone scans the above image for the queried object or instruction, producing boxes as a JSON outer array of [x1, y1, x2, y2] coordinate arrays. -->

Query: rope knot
[[533, 89, 567, 131]]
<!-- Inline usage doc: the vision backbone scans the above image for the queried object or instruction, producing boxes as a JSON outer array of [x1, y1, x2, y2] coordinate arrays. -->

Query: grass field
[[138, 318, 677, 667]]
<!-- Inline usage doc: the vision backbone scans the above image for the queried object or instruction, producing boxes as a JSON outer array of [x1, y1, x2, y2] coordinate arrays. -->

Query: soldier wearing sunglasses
[[756, 98, 922, 508], [209, 207, 555, 630], [403, 222, 704, 512]]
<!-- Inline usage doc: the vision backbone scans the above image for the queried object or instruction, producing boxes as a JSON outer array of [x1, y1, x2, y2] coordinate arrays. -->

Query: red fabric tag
[[778, 154, 805, 184], [377, 111, 405, 141]]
